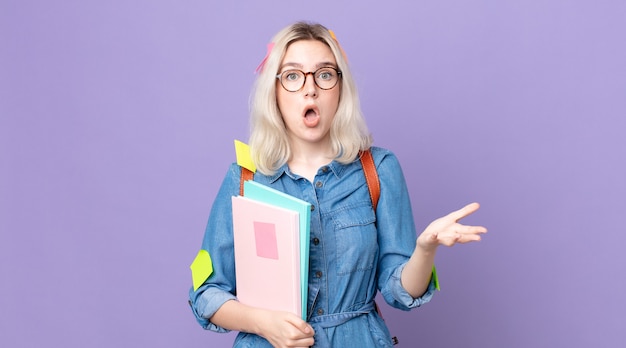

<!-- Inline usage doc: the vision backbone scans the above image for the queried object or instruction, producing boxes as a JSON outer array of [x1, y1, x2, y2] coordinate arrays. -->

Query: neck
[[287, 139, 335, 182]]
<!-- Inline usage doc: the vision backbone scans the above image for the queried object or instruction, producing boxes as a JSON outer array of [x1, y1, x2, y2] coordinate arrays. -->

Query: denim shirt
[[189, 147, 436, 347]]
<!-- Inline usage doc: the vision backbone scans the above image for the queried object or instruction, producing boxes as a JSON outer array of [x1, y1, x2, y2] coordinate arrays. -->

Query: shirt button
[[310, 204, 315, 211], [321, 166, 329, 173], [316, 271, 323, 278], [312, 237, 319, 245], [317, 308, 324, 315], [315, 181, 323, 188]]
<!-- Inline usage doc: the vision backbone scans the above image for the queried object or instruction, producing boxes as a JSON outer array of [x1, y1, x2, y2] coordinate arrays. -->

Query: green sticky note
[[190, 250, 213, 291], [432, 265, 440, 291]]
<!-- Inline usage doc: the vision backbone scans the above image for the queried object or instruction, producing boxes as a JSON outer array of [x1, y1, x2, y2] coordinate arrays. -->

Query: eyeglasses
[[276, 67, 342, 92]]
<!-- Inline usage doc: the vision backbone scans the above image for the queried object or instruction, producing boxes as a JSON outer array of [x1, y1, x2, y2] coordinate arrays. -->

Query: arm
[[211, 301, 314, 348], [400, 203, 487, 298], [188, 164, 314, 347]]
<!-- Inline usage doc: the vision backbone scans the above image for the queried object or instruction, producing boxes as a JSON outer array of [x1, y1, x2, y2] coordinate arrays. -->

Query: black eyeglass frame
[[276, 67, 343, 92]]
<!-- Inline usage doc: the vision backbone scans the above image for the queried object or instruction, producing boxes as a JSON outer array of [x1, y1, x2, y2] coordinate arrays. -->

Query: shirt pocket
[[331, 202, 378, 275]]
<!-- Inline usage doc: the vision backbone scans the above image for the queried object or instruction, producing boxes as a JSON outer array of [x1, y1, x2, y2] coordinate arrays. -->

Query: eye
[[316, 68, 335, 81], [283, 70, 302, 81]]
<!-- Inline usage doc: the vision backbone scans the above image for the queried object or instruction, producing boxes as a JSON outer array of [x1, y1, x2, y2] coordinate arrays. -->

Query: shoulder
[[214, 163, 247, 197], [226, 162, 282, 187], [369, 146, 401, 169]]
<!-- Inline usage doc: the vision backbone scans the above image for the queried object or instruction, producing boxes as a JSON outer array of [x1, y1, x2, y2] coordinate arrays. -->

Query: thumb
[[300, 322, 314, 334], [430, 232, 438, 242], [299, 322, 314, 335], [288, 317, 314, 334]]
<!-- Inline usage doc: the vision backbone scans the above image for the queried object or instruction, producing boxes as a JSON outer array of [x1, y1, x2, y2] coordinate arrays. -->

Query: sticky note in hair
[[235, 140, 256, 173]]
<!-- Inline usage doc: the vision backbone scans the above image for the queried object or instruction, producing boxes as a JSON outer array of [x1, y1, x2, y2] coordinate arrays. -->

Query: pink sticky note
[[254, 221, 279, 259]]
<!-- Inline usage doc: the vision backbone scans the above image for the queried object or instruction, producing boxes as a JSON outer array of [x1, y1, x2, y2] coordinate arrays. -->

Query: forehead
[[281, 40, 337, 68]]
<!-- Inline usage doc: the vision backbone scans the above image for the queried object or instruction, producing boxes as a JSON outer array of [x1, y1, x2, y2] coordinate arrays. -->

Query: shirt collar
[[267, 160, 347, 183]]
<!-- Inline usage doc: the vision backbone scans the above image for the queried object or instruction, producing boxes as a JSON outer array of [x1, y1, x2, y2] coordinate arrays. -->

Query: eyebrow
[[279, 61, 338, 71]]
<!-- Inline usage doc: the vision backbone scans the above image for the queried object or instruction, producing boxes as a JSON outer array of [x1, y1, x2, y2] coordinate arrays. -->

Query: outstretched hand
[[417, 202, 487, 252]]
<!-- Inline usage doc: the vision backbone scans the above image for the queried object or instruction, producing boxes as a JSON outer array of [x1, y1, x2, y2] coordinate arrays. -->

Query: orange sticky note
[[234, 140, 256, 173], [190, 250, 213, 291]]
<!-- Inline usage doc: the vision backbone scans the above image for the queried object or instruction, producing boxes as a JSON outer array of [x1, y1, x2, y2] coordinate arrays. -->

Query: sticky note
[[190, 250, 213, 291], [254, 221, 279, 260], [432, 265, 440, 291], [234, 140, 256, 173], [254, 42, 275, 74]]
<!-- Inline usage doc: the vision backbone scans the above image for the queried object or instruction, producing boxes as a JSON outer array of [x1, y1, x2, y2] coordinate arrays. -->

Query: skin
[[276, 40, 341, 182], [209, 39, 487, 348]]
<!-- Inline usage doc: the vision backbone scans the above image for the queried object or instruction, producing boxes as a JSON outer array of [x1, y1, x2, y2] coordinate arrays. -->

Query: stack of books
[[231, 180, 311, 320]]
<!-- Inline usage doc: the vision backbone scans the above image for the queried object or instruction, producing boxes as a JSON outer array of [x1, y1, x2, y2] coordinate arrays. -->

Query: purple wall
[[2, 1, 625, 347]]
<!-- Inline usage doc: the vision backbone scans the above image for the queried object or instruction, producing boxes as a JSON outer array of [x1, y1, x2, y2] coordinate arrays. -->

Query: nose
[[303, 72, 318, 97]]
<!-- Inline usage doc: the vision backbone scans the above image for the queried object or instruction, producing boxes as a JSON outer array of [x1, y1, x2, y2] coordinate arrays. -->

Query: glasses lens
[[281, 70, 305, 92], [314, 68, 338, 89]]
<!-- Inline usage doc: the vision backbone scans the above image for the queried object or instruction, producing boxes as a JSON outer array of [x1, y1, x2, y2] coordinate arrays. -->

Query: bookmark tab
[[190, 249, 213, 291], [255, 42, 275, 74], [234, 140, 256, 173], [432, 265, 440, 291], [329, 29, 348, 62]]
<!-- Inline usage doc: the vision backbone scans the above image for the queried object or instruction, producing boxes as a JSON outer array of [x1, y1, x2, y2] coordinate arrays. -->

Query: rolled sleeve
[[189, 286, 237, 332], [383, 264, 436, 310]]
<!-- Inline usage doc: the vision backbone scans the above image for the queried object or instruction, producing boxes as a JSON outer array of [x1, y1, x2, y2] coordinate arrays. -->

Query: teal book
[[243, 180, 311, 320]]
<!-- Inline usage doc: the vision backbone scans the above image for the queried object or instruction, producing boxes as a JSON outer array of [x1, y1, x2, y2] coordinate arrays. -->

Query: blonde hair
[[249, 21, 372, 175]]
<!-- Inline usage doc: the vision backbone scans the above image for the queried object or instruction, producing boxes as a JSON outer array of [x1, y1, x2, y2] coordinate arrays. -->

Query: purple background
[[2, 1, 625, 347]]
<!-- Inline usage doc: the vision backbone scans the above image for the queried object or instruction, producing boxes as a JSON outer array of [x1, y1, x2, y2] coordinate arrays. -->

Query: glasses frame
[[276, 67, 342, 92]]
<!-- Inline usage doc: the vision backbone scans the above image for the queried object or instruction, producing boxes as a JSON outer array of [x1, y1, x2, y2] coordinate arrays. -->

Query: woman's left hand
[[417, 202, 487, 252]]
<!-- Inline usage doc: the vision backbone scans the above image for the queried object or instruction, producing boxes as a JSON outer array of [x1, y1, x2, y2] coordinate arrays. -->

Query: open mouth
[[303, 107, 320, 127], [304, 108, 317, 118]]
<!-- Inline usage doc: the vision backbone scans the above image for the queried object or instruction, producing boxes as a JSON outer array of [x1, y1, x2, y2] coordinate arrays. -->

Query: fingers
[[285, 321, 315, 348], [260, 311, 315, 348], [419, 202, 487, 249], [285, 316, 315, 337], [435, 224, 487, 246], [437, 233, 475, 247], [447, 202, 481, 222], [455, 225, 487, 241], [296, 322, 314, 336]]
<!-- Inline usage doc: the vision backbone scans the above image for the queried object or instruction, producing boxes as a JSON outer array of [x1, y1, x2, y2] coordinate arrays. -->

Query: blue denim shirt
[[189, 147, 436, 347]]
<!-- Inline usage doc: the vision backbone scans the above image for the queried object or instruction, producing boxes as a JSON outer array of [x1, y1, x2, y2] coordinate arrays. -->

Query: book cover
[[231, 196, 301, 318], [243, 181, 311, 319]]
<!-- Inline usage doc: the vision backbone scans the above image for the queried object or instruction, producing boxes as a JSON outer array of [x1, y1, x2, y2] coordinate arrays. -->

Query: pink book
[[231, 196, 301, 317]]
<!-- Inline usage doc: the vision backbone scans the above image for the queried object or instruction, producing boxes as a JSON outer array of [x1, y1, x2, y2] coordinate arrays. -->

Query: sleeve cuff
[[189, 287, 237, 332], [386, 264, 438, 310]]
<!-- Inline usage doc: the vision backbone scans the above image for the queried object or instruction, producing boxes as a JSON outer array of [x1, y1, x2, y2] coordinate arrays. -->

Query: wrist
[[416, 235, 438, 254]]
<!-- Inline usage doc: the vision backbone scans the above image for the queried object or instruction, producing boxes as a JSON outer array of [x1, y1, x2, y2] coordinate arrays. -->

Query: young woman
[[189, 21, 487, 348]]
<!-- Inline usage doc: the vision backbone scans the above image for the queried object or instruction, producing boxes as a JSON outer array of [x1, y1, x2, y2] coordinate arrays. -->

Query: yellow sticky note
[[234, 140, 256, 173], [190, 250, 213, 291], [432, 265, 440, 291]]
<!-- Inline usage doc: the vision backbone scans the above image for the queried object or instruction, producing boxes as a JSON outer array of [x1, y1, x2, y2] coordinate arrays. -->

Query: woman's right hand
[[256, 310, 315, 348], [208, 300, 315, 347]]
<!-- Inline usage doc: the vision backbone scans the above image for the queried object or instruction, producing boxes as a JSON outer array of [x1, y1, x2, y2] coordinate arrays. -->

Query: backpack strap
[[359, 149, 380, 211], [240, 167, 254, 196]]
